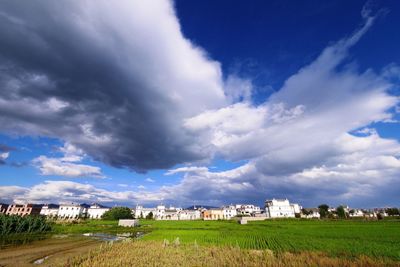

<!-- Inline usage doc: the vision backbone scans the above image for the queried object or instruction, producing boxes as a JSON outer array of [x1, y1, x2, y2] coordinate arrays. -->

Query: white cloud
[[0, 186, 28, 203], [145, 178, 155, 183], [32, 143, 104, 178], [32, 156, 104, 178], [165, 166, 209, 175], [354, 127, 377, 136], [224, 75, 253, 103], [0, 152, 9, 161], [2, 180, 165, 205], [161, 9, 400, 207]]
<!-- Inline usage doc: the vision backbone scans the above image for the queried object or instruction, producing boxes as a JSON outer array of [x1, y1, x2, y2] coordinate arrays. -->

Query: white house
[[265, 199, 301, 218], [236, 204, 261, 216], [154, 205, 185, 220], [292, 203, 302, 214], [301, 208, 320, 218], [132, 205, 156, 219], [58, 203, 89, 219], [349, 209, 364, 217], [87, 204, 110, 219], [40, 204, 59, 217], [178, 210, 201, 220], [222, 205, 237, 219]]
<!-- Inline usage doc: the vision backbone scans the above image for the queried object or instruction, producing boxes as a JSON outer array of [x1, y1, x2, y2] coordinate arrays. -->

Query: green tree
[[318, 204, 329, 218], [146, 211, 154, 220], [386, 208, 399, 216], [102, 207, 133, 220], [336, 206, 347, 219]]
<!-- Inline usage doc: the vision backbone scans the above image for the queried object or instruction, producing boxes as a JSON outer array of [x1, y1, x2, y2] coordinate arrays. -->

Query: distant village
[[1, 198, 399, 222]]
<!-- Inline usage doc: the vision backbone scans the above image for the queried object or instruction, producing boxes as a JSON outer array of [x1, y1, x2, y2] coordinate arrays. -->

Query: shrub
[[0, 214, 52, 236], [318, 204, 329, 218], [102, 207, 133, 220], [146, 211, 154, 220]]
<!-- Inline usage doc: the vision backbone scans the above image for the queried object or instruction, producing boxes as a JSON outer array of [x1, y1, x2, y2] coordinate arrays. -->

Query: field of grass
[[139, 219, 400, 260], [51, 219, 144, 235], [1, 219, 399, 266], [64, 240, 399, 267]]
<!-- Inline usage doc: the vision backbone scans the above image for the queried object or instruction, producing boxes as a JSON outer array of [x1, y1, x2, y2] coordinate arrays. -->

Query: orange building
[[202, 209, 224, 220]]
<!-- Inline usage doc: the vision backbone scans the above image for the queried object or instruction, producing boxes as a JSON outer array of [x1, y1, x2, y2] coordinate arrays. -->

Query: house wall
[[6, 204, 42, 216], [40, 207, 59, 217], [265, 199, 295, 218], [88, 208, 110, 219], [58, 205, 87, 219]]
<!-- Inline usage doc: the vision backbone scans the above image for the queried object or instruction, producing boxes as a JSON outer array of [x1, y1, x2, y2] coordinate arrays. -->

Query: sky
[[0, 0, 399, 208]]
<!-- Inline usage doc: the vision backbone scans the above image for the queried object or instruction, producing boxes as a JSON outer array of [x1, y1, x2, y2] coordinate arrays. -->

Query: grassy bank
[[139, 219, 400, 260], [63, 240, 400, 267], [51, 219, 144, 235]]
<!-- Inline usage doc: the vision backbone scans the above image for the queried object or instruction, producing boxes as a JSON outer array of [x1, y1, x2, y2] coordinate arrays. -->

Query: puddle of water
[[33, 256, 50, 265], [81, 232, 143, 242]]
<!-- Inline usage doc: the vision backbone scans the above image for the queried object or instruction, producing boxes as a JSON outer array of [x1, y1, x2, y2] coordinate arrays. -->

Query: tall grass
[[62, 240, 399, 267], [0, 214, 52, 236]]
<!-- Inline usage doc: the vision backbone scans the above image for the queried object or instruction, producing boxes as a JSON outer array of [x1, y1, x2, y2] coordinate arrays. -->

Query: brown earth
[[0, 236, 102, 267]]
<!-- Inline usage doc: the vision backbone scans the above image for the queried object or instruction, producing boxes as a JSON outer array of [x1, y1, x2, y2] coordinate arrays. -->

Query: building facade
[[222, 205, 237, 219], [203, 209, 224, 220], [6, 204, 42, 216], [0, 203, 9, 214], [40, 204, 60, 217], [132, 205, 156, 219], [58, 203, 89, 219], [178, 210, 201, 220], [265, 199, 301, 218], [236, 204, 261, 216], [301, 208, 320, 218], [87, 204, 110, 219]]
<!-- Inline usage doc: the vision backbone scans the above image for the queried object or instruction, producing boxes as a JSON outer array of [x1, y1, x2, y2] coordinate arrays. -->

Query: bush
[[0, 214, 52, 236], [102, 207, 133, 220], [386, 208, 399, 216], [336, 206, 347, 219], [146, 211, 154, 220], [318, 204, 329, 218]]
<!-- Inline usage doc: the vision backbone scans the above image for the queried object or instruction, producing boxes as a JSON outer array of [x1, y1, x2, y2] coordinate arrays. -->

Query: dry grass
[[62, 240, 400, 267]]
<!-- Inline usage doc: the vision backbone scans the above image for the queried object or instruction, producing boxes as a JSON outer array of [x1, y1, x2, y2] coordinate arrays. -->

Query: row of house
[[131, 204, 263, 220], [3, 199, 393, 220], [0, 203, 110, 219], [131, 200, 302, 220], [0, 199, 301, 220]]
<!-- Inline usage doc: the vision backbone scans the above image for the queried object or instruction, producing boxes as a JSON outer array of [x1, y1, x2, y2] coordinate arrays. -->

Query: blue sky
[[0, 0, 399, 208]]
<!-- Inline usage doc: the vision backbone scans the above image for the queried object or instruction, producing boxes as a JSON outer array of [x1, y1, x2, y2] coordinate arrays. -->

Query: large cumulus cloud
[[174, 10, 400, 207], [0, 0, 227, 172]]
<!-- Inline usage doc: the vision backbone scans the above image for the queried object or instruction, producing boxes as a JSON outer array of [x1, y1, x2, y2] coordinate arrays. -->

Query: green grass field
[[51, 219, 143, 235], [139, 219, 400, 260]]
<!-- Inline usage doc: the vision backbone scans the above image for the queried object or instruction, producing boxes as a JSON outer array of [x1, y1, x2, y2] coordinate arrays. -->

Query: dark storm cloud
[[0, 0, 226, 171]]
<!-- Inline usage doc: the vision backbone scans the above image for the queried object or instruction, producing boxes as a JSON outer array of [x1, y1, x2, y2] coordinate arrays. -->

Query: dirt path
[[0, 236, 102, 267]]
